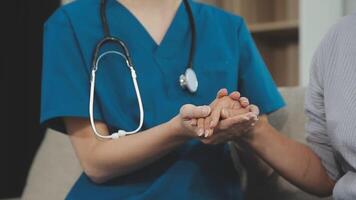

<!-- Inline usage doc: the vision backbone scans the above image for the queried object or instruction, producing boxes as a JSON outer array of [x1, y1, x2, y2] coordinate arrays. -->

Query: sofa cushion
[[268, 87, 308, 143], [21, 129, 82, 200]]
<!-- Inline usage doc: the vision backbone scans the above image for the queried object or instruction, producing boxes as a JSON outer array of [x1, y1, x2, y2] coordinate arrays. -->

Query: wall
[[299, 0, 343, 86], [1, 1, 60, 198], [299, 0, 356, 86], [344, 0, 356, 15]]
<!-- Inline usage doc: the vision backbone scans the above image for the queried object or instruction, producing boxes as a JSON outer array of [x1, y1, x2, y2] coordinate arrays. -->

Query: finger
[[205, 128, 213, 138], [229, 91, 241, 100], [201, 131, 230, 145], [239, 97, 249, 108], [229, 101, 242, 110], [180, 104, 211, 119], [204, 118, 213, 137], [240, 113, 258, 125], [202, 115, 213, 137], [245, 112, 258, 122], [218, 114, 251, 130], [207, 106, 222, 130], [248, 104, 260, 116], [216, 88, 228, 99], [220, 108, 231, 119], [190, 118, 197, 126], [238, 113, 258, 133], [221, 108, 249, 119], [197, 118, 205, 137], [239, 114, 259, 131]]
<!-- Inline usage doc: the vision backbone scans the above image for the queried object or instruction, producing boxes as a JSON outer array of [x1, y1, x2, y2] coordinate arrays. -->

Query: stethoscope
[[89, 0, 198, 139]]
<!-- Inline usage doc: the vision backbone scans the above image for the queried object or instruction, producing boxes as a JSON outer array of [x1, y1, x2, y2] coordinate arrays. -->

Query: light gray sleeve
[[305, 55, 342, 181], [333, 172, 356, 200]]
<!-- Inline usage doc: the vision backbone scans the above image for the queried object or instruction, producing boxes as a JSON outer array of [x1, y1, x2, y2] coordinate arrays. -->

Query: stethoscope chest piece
[[180, 68, 198, 93]]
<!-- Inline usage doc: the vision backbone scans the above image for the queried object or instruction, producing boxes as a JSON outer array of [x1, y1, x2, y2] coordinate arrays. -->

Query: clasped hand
[[179, 88, 259, 144]]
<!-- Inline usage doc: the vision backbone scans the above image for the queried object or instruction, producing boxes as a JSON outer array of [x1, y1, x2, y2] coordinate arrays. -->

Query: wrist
[[167, 116, 191, 141], [241, 116, 271, 147]]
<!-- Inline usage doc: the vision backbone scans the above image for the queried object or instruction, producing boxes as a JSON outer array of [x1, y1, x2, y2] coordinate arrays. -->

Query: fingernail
[[198, 129, 204, 136], [205, 130, 210, 138], [209, 121, 215, 128], [204, 129, 209, 136]]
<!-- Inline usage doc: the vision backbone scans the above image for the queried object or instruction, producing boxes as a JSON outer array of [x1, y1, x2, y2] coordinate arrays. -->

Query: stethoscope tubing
[[89, 51, 144, 139], [89, 0, 196, 139]]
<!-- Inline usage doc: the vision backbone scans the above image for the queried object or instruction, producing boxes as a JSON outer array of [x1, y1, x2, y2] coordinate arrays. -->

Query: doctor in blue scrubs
[[40, 0, 284, 199]]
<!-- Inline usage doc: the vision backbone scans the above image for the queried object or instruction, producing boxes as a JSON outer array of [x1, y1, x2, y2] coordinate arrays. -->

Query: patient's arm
[[241, 116, 335, 197], [199, 91, 335, 198]]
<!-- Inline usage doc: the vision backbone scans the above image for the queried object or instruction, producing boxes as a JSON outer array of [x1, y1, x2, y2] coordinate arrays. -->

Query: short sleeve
[[305, 55, 342, 181], [40, 9, 102, 133], [237, 20, 285, 114]]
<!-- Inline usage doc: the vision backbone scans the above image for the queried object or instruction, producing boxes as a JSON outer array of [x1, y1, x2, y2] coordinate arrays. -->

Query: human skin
[[200, 91, 335, 197], [64, 90, 255, 183]]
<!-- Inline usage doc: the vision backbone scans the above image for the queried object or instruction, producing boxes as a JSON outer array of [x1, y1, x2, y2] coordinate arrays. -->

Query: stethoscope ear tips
[[179, 68, 198, 93]]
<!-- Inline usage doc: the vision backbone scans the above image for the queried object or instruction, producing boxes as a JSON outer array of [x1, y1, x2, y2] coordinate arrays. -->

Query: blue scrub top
[[41, 0, 285, 199]]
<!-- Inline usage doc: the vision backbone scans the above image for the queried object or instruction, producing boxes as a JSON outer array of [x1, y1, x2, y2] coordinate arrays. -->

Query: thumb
[[180, 104, 211, 119]]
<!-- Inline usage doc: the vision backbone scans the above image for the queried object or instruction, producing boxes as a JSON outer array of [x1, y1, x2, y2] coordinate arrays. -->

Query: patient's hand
[[195, 89, 259, 144]]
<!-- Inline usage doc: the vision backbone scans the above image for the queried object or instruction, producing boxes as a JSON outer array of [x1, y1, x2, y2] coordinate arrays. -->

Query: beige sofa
[[20, 87, 332, 200]]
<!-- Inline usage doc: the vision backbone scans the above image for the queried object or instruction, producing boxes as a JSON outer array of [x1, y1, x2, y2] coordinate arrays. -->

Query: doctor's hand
[[198, 89, 259, 144], [196, 89, 254, 137], [200, 106, 259, 145], [174, 104, 212, 138]]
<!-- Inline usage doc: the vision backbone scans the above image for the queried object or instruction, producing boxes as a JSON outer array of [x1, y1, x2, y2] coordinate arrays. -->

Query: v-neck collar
[[107, 0, 191, 56]]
